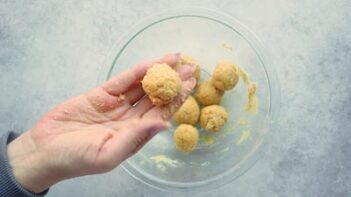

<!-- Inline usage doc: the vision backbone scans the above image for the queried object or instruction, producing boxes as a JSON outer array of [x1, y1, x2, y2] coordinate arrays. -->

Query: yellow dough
[[200, 105, 228, 132], [173, 124, 199, 153], [212, 60, 239, 91], [142, 63, 181, 106], [195, 79, 224, 106], [174, 96, 200, 125], [245, 82, 258, 114], [177, 54, 201, 85]]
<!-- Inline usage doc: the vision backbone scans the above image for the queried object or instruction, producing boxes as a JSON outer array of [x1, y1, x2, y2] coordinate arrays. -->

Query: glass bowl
[[98, 8, 280, 193]]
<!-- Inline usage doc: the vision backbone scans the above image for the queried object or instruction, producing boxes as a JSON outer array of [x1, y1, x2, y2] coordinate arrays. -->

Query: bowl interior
[[104, 13, 273, 191]]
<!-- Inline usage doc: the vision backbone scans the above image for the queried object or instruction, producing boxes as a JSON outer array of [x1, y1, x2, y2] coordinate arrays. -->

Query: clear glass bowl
[[98, 8, 280, 193]]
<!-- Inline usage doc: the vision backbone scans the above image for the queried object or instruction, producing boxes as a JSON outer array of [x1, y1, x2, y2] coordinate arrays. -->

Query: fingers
[[101, 53, 180, 96], [84, 87, 131, 121], [142, 78, 196, 120], [124, 85, 145, 105], [175, 64, 197, 80], [102, 118, 170, 165], [159, 53, 181, 67], [85, 87, 128, 113], [120, 96, 153, 119]]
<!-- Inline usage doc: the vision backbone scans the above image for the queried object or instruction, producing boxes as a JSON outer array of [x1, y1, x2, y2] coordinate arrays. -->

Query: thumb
[[109, 118, 170, 163]]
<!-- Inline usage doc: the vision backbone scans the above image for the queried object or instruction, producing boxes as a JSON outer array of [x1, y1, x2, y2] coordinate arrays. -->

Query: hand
[[7, 53, 196, 193]]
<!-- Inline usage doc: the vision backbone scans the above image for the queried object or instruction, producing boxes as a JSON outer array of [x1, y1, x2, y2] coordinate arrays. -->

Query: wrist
[[7, 132, 57, 193]]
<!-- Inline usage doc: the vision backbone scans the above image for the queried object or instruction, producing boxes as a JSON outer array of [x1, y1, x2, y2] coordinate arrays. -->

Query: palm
[[27, 54, 195, 180]]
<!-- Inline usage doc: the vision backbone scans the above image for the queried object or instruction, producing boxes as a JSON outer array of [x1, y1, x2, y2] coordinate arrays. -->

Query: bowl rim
[[97, 7, 281, 193]]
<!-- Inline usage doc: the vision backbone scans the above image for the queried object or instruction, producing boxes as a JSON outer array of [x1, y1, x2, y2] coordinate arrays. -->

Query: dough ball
[[177, 54, 201, 84], [200, 105, 228, 132], [174, 124, 199, 153], [174, 96, 200, 125], [212, 60, 239, 91], [142, 63, 181, 106], [195, 79, 224, 106]]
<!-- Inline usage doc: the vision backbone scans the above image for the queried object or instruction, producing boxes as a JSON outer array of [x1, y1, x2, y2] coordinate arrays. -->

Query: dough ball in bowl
[[195, 79, 224, 106], [173, 124, 199, 153], [212, 60, 239, 91], [174, 96, 200, 125], [142, 63, 181, 106], [200, 105, 228, 132]]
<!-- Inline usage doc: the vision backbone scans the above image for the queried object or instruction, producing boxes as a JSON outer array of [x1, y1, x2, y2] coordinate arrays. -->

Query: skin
[[7, 53, 196, 194]]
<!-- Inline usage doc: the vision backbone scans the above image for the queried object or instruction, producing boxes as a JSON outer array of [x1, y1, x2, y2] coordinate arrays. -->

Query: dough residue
[[150, 155, 179, 165], [238, 67, 250, 86], [203, 135, 215, 145], [245, 83, 258, 115], [221, 147, 230, 152], [238, 67, 258, 115], [238, 117, 247, 126], [116, 94, 126, 102], [222, 43, 234, 51], [237, 130, 251, 144]]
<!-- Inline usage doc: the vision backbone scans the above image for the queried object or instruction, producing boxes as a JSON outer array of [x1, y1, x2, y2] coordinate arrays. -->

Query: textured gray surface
[[1, 0, 350, 196]]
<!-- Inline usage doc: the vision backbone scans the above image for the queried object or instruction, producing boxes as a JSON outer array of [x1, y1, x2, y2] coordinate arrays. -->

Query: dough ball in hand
[[200, 105, 228, 132], [195, 79, 224, 106], [174, 96, 200, 125], [142, 63, 181, 106], [177, 54, 201, 85], [212, 60, 239, 91], [173, 124, 199, 153]]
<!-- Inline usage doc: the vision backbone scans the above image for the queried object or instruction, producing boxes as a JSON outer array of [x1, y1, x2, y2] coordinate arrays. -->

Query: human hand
[[7, 53, 196, 193]]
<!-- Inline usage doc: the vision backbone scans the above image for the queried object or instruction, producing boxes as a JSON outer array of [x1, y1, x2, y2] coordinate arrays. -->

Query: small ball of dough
[[142, 63, 181, 106], [200, 105, 228, 132], [177, 54, 201, 84], [195, 79, 224, 106], [212, 60, 239, 91], [174, 96, 200, 125], [174, 124, 199, 152]]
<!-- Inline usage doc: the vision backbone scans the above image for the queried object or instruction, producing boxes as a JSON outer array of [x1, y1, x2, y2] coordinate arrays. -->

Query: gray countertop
[[1, 1, 350, 196]]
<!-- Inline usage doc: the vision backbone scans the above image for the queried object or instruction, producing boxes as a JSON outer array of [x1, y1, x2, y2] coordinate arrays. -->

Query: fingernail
[[164, 121, 172, 128], [189, 64, 196, 74], [175, 52, 181, 60], [189, 78, 196, 88]]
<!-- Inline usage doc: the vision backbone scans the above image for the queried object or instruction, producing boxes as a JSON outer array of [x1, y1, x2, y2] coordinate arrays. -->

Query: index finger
[[101, 53, 180, 96]]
